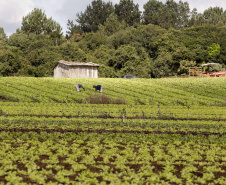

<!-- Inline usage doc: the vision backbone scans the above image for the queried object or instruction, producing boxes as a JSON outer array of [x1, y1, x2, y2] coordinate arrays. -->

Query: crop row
[[0, 129, 226, 184], [1, 77, 226, 184], [1, 109, 226, 184], [1, 116, 226, 143], [1, 77, 226, 106], [1, 102, 226, 121]]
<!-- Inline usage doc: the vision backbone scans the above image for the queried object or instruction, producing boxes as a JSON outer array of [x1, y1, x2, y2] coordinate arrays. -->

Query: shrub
[[86, 94, 126, 104], [87, 94, 112, 104]]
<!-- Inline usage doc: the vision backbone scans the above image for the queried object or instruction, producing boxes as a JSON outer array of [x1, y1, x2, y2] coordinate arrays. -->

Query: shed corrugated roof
[[58, 60, 100, 67]]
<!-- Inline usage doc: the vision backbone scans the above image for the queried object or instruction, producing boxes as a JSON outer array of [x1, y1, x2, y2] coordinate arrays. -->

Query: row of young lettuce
[[1, 116, 226, 184], [1, 77, 226, 184], [1, 77, 226, 105], [1, 102, 226, 120]]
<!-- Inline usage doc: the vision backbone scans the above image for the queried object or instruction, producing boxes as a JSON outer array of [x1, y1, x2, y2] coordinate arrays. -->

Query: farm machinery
[[189, 63, 226, 77]]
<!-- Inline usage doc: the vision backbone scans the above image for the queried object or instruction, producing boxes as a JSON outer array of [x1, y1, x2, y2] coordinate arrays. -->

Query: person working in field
[[93, 85, 103, 93], [74, 84, 85, 92]]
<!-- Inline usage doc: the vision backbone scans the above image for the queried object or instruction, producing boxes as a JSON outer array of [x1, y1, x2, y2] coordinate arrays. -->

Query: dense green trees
[[0, 28, 7, 42], [68, 0, 140, 35], [189, 7, 226, 27], [0, 28, 21, 76], [98, 13, 127, 36], [143, 0, 164, 26], [143, 0, 190, 29], [115, 0, 141, 27], [75, 0, 114, 33], [1, 1, 226, 78], [144, 0, 226, 28], [203, 7, 226, 25], [21, 8, 62, 36]]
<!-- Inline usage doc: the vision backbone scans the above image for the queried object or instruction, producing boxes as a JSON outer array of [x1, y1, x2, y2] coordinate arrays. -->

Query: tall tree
[[162, 0, 179, 29], [161, 0, 190, 29], [188, 8, 206, 26], [203, 7, 225, 25], [176, 0, 190, 28], [207, 43, 221, 62], [143, 0, 164, 25], [76, 0, 114, 33], [8, 33, 29, 51], [21, 8, 62, 35], [0, 27, 7, 42], [115, 0, 141, 27], [66, 20, 82, 40], [98, 13, 127, 36], [189, 7, 226, 27], [143, 0, 190, 29]]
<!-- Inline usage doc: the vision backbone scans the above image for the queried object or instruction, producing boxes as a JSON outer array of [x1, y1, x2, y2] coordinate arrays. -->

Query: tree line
[[0, 0, 226, 78]]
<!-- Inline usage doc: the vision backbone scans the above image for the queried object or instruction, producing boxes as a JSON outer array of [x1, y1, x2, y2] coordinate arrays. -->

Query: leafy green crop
[[1, 77, 226, 184], [1, 77, 226, 106]]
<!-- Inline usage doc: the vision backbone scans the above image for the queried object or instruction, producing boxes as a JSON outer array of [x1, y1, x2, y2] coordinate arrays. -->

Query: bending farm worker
[[93, 85, 103, 93], [74, 84, 85, 92]]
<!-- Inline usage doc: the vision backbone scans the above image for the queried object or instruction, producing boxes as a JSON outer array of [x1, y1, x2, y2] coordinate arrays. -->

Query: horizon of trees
[[66, 0, 226, 37], [0, 0, 226, 78]]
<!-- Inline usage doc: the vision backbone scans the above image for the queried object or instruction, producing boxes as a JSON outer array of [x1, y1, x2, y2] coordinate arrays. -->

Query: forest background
[[0, 0, 225, 78]]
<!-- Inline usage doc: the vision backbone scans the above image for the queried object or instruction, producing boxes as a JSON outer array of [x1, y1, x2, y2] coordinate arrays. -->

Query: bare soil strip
[[1, 114, 226, 121], [0, 128, 225, 136]]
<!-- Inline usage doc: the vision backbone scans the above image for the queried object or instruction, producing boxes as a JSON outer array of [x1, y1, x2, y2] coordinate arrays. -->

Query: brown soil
[[1, 114, 226, 121], [1, 147, 226, 184], [0, 128, 224, 137]]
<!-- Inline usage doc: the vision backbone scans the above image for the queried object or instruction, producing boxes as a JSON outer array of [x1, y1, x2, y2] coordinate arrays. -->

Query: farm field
[[1, 77, 226, 184], [1, 77, 226, 106]]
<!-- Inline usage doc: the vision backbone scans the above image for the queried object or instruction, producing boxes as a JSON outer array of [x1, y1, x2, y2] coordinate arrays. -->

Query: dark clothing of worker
[[75, 84, 85, 91], [78, 84, 85, 90], [93, 85, 103, 93]]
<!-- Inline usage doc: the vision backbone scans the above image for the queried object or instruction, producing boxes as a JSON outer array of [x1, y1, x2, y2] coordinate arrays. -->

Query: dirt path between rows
[[1, 114, 226, 121], [0, 128, 225, 136]]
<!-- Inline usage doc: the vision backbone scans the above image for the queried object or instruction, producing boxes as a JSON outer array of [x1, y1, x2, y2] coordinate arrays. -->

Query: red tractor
[[202, 63, 226, 77], [189, 63, 226, 77]]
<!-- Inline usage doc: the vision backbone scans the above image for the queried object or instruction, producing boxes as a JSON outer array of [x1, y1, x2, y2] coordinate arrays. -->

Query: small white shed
[[53, 60, 100, 78]]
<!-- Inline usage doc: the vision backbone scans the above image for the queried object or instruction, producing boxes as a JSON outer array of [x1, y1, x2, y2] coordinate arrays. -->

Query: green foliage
[[1, 105, 226, 184], [207, 43, 221, 61], [92, 45, 116, 77], [115, 0, 141, 27], [66, 20, 83, 39], [203, 7, 226, 25], [98, 13, 127, 36], [98, 64, 117, 77], [21, 8, 62, 35], [60, 43, 87, 62], [177, 60, 196, 75], [24, 34, 62, 76], [108, 45, 151, 77], [143, 0, 164, 25], [1, 3, 226, 78], [1, 76, 226, 184], [143, 0, 190, 29], [0, 27, 7, 42], [0, 48, 23, 76], [1, 3, 226, 182], [76, 0, 114, 33], [81, 32, 107, 50], [1, 77, 226, 106], [189, 7, 226, 27], [8, 33, 29, 50], [2, 23, 226, 77]]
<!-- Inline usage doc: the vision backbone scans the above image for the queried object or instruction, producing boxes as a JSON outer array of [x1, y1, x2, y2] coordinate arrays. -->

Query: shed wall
[[54, 64, 98, 78], [54, 63, 70, 78]]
